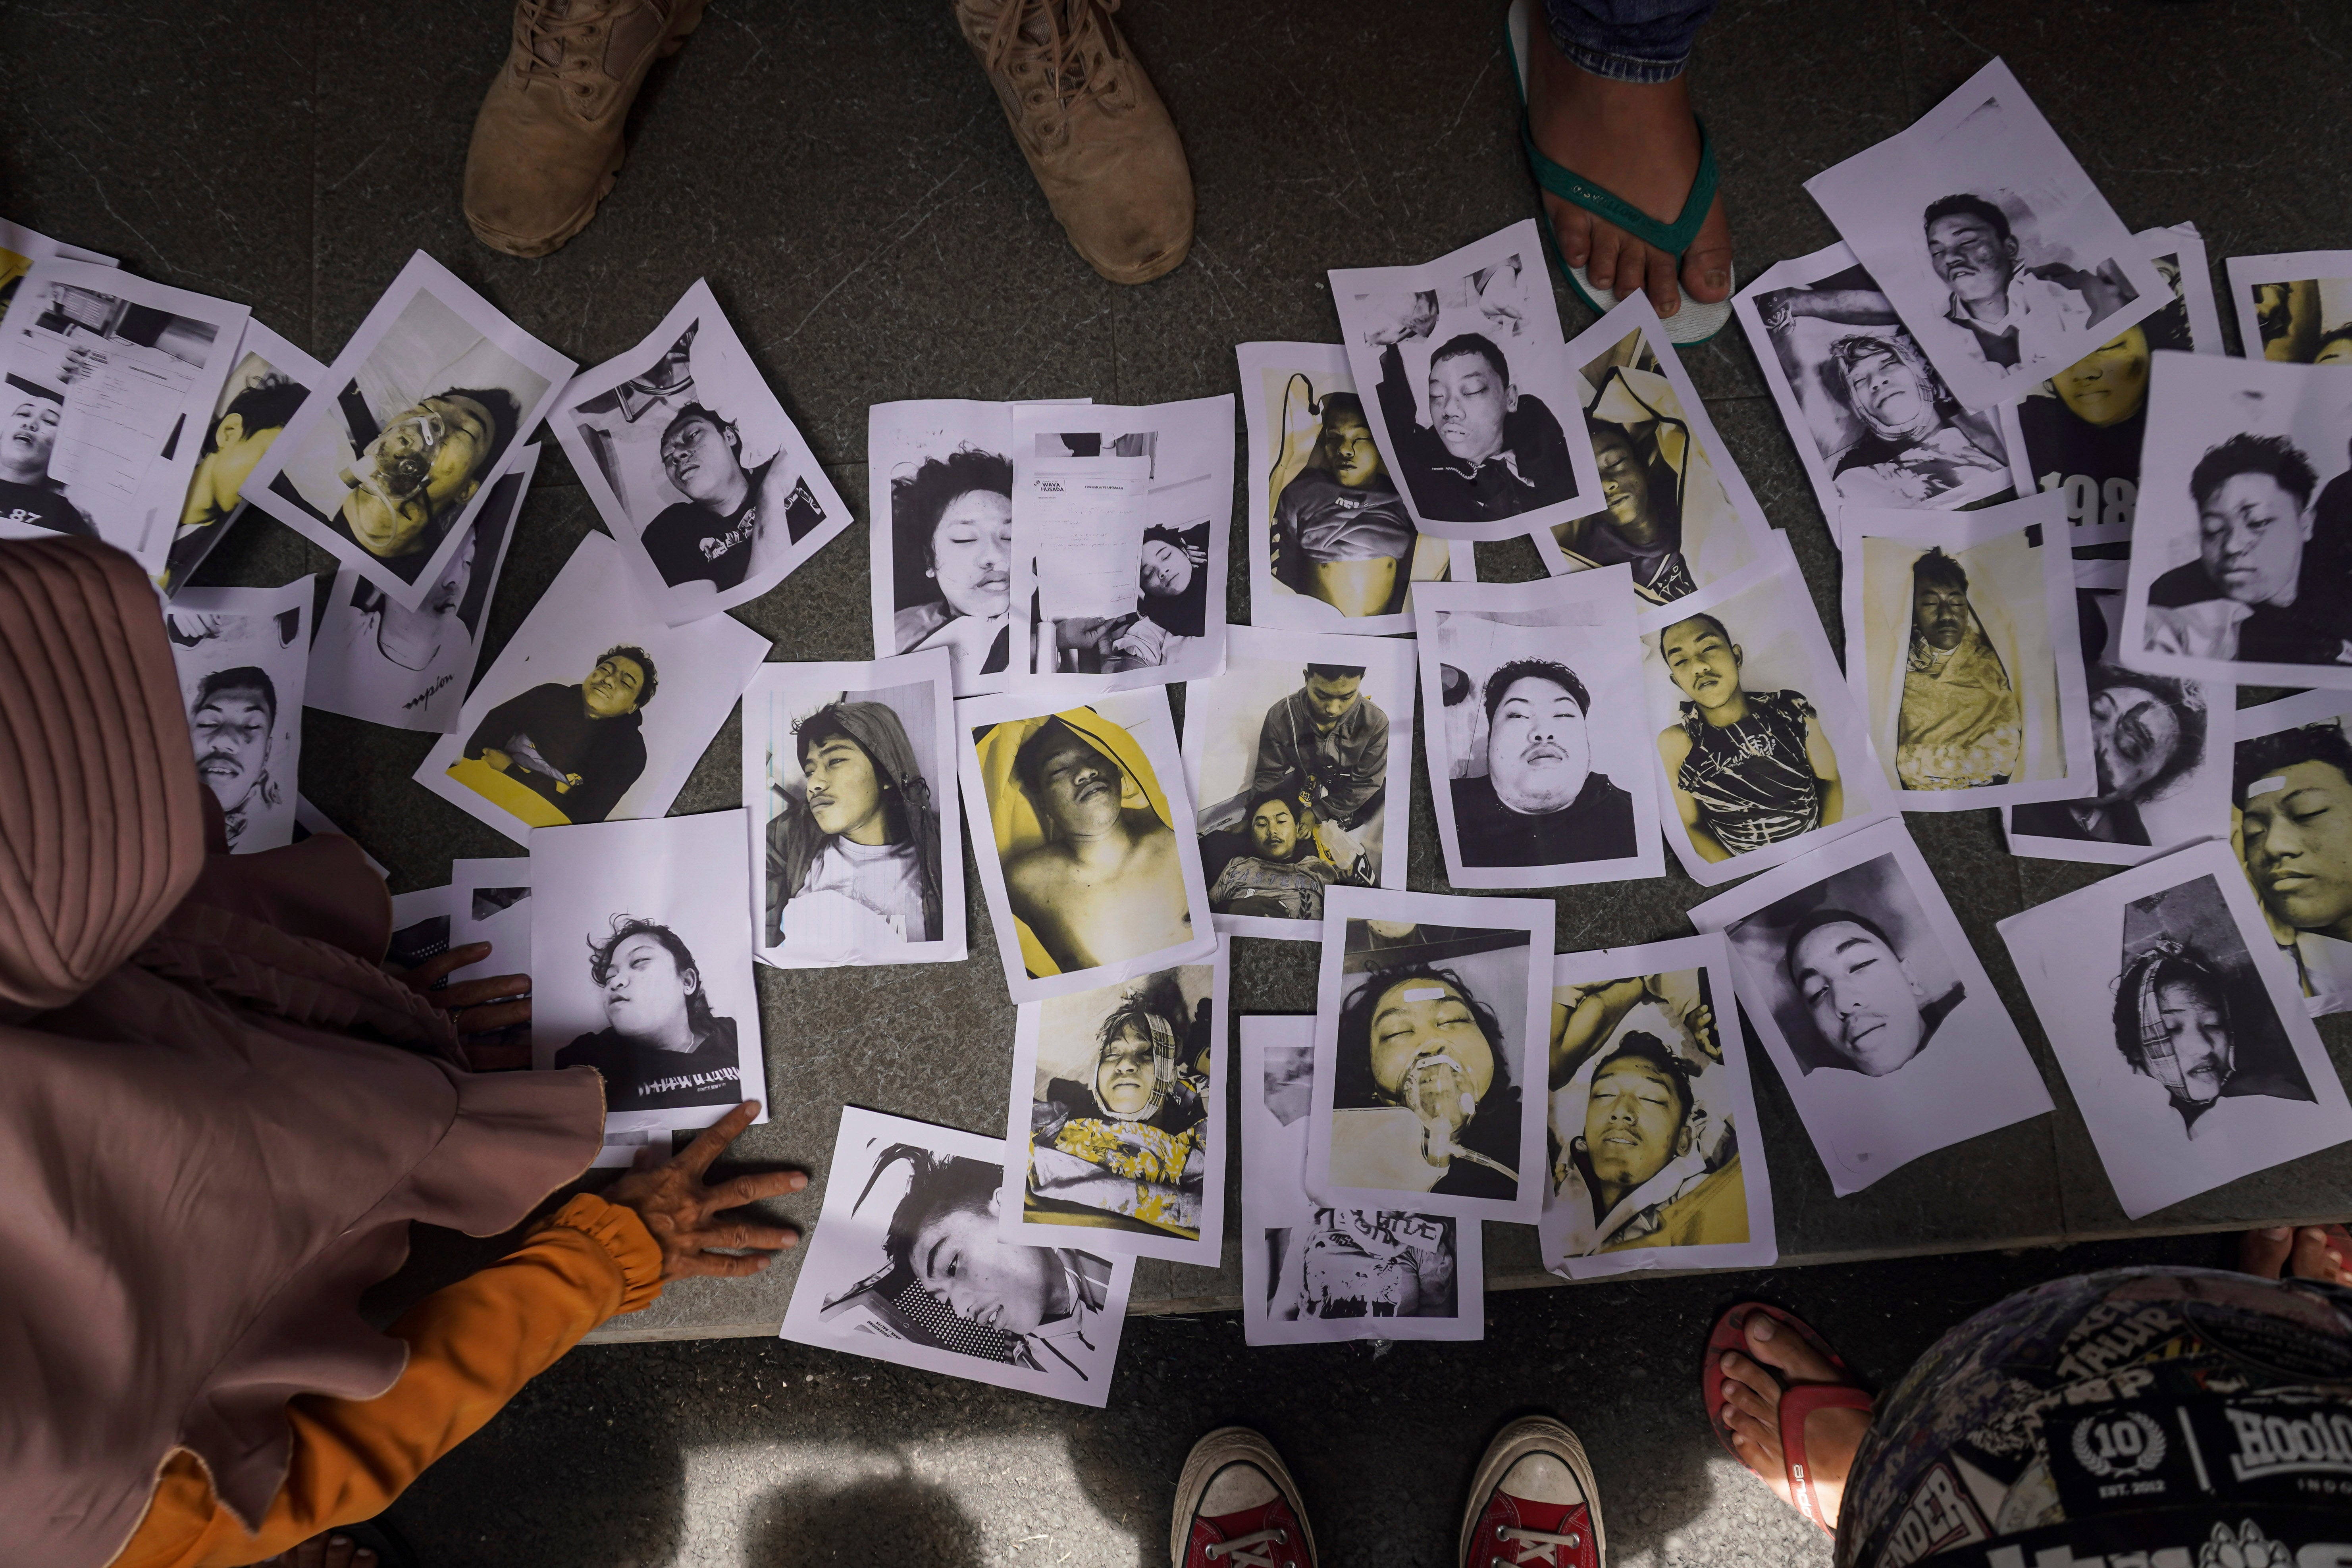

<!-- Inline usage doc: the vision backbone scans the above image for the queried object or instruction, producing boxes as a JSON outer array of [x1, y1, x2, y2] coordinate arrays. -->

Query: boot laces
[[511, 0, 619, 83], [976, 0, 1135, 125], [1495, 1524, 1582, 1565], [1203, 1528, 1289, 1568]]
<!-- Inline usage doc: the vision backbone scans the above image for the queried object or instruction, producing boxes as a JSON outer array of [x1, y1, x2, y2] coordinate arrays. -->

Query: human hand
[[1689, 1003, 1722, 1063], [554, 773, 579, 794], [478, 747, 513, 773], [1757, 290, 1798, 332], [601, 1101, 806, 1281], [394, 941, 532, 1070]]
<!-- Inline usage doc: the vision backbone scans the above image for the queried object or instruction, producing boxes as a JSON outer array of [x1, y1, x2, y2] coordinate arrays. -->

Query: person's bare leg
[[1524, 26, 1733, 320], [1718, 1312, 1874, 1527], [2241, 1225, 2350, 1285]]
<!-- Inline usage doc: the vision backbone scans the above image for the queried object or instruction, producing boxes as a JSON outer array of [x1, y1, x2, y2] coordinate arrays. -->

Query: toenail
[[2265, 1228, 2292, 1240], [1705, 270, 1727, 289], [1751, 1317, 1776, 1339]]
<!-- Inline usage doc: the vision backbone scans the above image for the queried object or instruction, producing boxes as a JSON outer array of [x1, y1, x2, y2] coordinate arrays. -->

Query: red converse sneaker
[[1460, 1416, 1604, 1568], [1170, 1427, 1316, 1568]]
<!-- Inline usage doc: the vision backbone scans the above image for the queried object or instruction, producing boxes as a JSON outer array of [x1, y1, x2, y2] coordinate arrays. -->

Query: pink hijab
[[0, 538, 606, 1568]]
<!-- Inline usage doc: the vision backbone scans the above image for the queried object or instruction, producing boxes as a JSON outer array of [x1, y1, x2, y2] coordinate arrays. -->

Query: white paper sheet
[[2001, 559, 2232, 868], [551, 279, 849, 627], [740, 649, 968, 969], [1239, 1015, 1484, 1345], [780, 1105, 1135, 1408], [414, 530, 770, 846], [1539, 933, 1777, 1279], [1637, 540, 1894, 886], [529, 809, 767, 1139], [0, 219, 114, 297], [1998, 840, 2352, 1219], [1178, 624, 1418, 940], [1531, 293, 1774, 604], [0, 258, 249, 570], [1304, 885, 1554, 1225], [1688, 818, 2053, 1194], [1329, 220, 1603, 542], [240, 251, 574, 611], [306, 442, 536, 734], [1235, 341, 1471, 634], [167, 578, 313, 855], [161, 321, 328, 595], [2227, 688, 2352, 1019], [1412, 566, 1665, 888], [2222, 250, 2352, 367], [1841, 489, 2096, 810], [955, 686, 1215, 1004], [2117, 353, 2352, 693], [996, 938, 1227, 1266], [449, 855, 532, 986], [386, 883, 453, 975], [1804, 58, 2169, 413]]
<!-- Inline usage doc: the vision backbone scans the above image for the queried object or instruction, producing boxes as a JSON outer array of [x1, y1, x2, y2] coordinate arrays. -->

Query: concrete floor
[[8, 0, 2352, 1562]]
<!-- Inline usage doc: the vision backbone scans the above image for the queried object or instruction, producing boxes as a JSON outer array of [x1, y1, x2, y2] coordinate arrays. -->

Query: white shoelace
[[1204, 1527, 1287, 1568], [1497, 1524, 1581, 1565]]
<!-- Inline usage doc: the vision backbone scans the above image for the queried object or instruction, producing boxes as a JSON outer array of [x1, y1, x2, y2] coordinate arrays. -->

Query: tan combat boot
[[464, 0, 709, 258], [952, 0, 1194, 285]]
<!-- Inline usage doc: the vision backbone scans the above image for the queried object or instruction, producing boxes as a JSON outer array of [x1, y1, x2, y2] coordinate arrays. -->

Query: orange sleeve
[[110, 1194, 664, 1568]]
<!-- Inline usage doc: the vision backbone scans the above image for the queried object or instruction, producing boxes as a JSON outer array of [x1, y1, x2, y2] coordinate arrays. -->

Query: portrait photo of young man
[[2234, 716, 2352, 1004], [0, 376, 92, 538], [1895, 548, 2023, 791], [457, 645, 656, 826], [2144, 434, 2352, 669], [1779, 906, 1964, 1080], [1655, 611, 1843, 862], [1447, 657, 1637, 870], [764, 697, 945, 952]]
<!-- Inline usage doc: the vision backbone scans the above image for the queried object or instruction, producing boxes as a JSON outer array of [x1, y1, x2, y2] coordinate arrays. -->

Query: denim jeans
[[1542, 0, 1720, 83]]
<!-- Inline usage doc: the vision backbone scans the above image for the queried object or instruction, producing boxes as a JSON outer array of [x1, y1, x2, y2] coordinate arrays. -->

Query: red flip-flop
[[1703, 1302, 1875, 1536]]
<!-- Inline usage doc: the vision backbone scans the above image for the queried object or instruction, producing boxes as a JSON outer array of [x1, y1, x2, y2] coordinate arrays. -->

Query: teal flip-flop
[[1503, 0, 1734, 345]]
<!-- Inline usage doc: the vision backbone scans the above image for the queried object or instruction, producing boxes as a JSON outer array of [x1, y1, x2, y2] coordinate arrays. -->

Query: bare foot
[[266, 1533, 377, 1568], [2241, 1225, 2350, 1284], [1718, 1311, 1874, 1529], [1524, 27, 1733, 320]]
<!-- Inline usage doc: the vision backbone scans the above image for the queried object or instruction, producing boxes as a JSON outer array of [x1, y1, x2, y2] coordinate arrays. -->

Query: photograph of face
[[1239, 1016, 1481, 1344], [243, 253, 571, 610], [1999, 841, 2352, 1220], [417, 531, 770, 846], [1181, 626, 1416, 936], [1542, 296, 1768, 605], [1737, 243, 2014, 519], [529, 810, 763, 1137], [780, 1106, 1134, 1408], [1330, 220, 1600, 541], [2000, 228, 2219, 546], [1643, 554, 1885, 883], [306, 445, 534, 734], [163, 323, 326, 595], [963, 690, 1212, 1000], [0, 258, 248, 569], [166, 580, 310, 855], [1803, 60, 2169, 413], [1240, 342, 1459, 632], [1541, 935, 1774, 1279], [1416, 572, 1661, 888], [2125, 354, 2352, 689], [2231, 695, 2352, 1013], [1003, 954, 1222, 1265], [2225, 252, 2352, 366], [746, 652, 963, 968]]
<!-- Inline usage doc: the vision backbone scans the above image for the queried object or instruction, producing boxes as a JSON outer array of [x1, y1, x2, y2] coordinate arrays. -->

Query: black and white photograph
[[0, 219, 113, 316], [1178, 625, 1417, 939], [529, 810, 766, 1140], [1539, 934, 1776, 1279], [1999, 842, 2352, 1219], [1733, 241, 2014, 524], [1844, 491, 2094, 810], [1329, 219, 1602, 542], [552, 279, 848, 626], [1996, 225, 2223, 547], [1533, 294, 1773, 604], [998, 945, 1226, 1267], [2119, 353, 2352, 691], [1239, 1015, 1483, 1345], [1413, 568, 1664, 889], [1009, 395, 1232, 691], [449, 855, 530, 987], [2228, 690, 2352, 1015], [1639, 547, 1891, 887], [415, 531, 770, 846], [1237, 341, 1467, 634], [1803, 58, 2169, 412], [1691, 819, 2053, 1194], [1305, 886, 1554, 1225], [2005, 559, 2231, 868], [240, 250, 573, 610], [958, 688, 1215, 1004], [0, 256, 249, 572], [306, 443, 535, 734], [740, 649, 966, 970], [2224, 250, 2352, 366], [166, 578, 312, 855], [161, 321, 325, 596], [779, 1106, 1136, 1408]]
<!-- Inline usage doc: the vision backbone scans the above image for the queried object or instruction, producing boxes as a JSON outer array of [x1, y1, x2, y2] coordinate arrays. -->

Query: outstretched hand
[[395, 941, 532, 1070], [602, 1101, 807, 1281]]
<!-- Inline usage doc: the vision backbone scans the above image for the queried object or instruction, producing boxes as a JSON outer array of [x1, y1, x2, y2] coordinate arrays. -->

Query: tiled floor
[[10, 0, 2352, 1561]]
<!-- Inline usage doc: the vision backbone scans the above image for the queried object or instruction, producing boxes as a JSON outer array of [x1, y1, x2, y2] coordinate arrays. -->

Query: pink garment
[[0, 538, 606, 1568]]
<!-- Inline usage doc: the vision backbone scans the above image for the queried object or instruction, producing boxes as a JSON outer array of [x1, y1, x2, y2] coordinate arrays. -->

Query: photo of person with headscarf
[[763, 693, 946, 954], [553, 915, 743, 1112], [2112, 932, 2312, 1143], [1895, 547, 2022, 790]]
